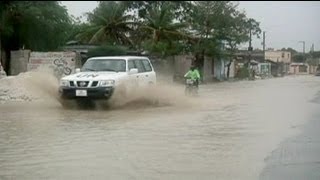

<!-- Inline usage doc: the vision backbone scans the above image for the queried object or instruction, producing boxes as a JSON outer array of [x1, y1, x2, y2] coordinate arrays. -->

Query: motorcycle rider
[[184, 65, 201, 89]]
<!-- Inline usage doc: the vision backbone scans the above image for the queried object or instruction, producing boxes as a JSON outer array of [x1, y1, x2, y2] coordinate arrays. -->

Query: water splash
[[0, 71, 195, 110]]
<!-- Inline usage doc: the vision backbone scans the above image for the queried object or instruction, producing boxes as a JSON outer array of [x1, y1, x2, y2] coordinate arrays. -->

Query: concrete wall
[[309, 65, 317, 74], [10, 50, 81, 78], [10, 50, 30, 75], [173, 55, 219, 83], [173, 55, 193, 79], [152, 54, 229, 83], [214, 58, 226, 81], [174, 55, 193, 76], [27, 51, 78, 78], [0, 59, 6, 78], [0, 50, 6, 72], [203, 56, 214, 82], [289, 63, 309, 74], [0, 49, 7, 79], [149, 56, 175, 82], [265, 51, 291, 63]]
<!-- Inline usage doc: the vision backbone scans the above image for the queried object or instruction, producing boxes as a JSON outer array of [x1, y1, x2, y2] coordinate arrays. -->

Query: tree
[[121, 1, 194, 55], [307, 51, 320, 66], [19, 2, 72, 50], [64, 16, 89, 43], [117, 1, 192, 56], [214, 3, 254, 78], [137, 2, 189, 57], [310, 51, 320, 58], [292, 54, 305, 63], [187, 1, 261, 79], [86, 45, 127, 59], [0, 1, 72, 74], [0, 1, 13, 68], [187, 1, 226, 68], [281, 47, 298, 55], [306, 57, 319, 66], [124, 1, 193, 22], [76, 1, 136, 46]]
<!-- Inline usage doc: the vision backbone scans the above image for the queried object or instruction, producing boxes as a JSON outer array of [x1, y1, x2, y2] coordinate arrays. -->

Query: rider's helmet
[[190, 65, 196, 71]]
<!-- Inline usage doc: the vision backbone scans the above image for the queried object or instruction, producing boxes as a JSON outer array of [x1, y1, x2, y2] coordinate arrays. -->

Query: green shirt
[[184, 69, 200, 80]]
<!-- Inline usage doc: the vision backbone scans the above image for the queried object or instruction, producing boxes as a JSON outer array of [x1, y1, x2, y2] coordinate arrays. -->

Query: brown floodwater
[[0, 74, 319, 180]]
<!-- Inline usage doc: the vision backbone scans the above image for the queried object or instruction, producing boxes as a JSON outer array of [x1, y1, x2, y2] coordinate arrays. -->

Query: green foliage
[[75, 1, 261, 60], [124, 1, 193, 21], [135, 1, 189, 56], [1, 1, 72, 51], [76, 1, 136, 46], [142, 40, 184, 57], [65, 17, 88, 43], [0, 2, 14, 38], [86, 45, 128, 58], [292, 51, 320, 64], [292, 54, 305, 63], [307, 58, 319, 66], [310, 51, 320, 58], [281, 47, 298, 55], [1, 0, 262, 64], [186, 1, 261, 58]]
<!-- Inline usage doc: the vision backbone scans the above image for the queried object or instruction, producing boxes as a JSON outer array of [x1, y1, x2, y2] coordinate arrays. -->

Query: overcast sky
[[60, 1, 320, 52]]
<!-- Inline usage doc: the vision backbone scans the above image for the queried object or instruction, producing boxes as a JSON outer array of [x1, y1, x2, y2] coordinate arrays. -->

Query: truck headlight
[[100, 80, 115, 87], [60, 80, 69, 87]]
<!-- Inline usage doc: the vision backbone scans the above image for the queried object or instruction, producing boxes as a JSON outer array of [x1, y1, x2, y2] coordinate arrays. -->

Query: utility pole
[[299, 41, 305, 61], [0, 35, 1, 69], [262, 31, 266, 61], [247, 29, 253, 79], [0, 19, 2, 72], [248, 29, 252, 65], [310, 43, 314, 52]]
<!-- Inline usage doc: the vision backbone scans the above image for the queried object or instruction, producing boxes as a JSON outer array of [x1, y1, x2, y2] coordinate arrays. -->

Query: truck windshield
[[81, 59, 126, 72]]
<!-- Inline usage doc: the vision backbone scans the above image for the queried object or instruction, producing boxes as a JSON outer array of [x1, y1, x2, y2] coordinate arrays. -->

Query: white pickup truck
[[58, 56, 156, 101]]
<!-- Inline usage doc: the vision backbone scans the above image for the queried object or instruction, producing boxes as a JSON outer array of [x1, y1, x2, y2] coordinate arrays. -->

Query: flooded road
[[0, 75, 320, 180]]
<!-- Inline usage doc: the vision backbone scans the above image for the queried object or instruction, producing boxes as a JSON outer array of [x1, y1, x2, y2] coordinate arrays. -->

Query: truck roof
[[88, 56, 149, 60]]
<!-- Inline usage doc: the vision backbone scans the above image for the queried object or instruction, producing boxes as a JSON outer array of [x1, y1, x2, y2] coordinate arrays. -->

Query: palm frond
[[89, 26, 106, 44]]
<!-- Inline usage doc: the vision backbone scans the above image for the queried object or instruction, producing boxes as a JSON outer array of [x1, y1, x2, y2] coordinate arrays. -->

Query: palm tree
[[139, 2, 189, 44], [76, 1, 137, 46], [133, 2, 192, 56]]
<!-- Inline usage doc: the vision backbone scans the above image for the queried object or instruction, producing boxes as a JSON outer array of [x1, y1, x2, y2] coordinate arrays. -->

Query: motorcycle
[[185, 78, 198, 96]]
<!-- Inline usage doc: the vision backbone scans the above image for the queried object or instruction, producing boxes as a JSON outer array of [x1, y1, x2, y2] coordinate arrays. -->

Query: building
[[233, 50, 272, 77], [289, 63, 309, 75], [265, 50, 291, 63], [265, 50, 291, 74], [232, 49, 292, 77]]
